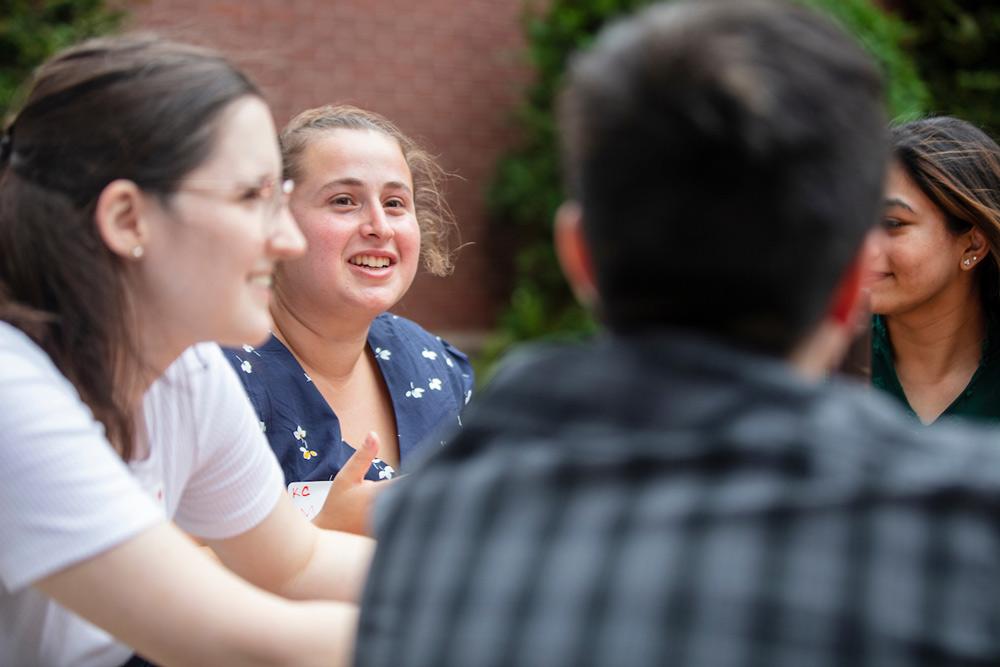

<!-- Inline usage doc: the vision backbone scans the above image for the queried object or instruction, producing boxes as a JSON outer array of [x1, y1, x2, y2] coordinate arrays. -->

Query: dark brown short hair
[[559, 0, 887, 353]]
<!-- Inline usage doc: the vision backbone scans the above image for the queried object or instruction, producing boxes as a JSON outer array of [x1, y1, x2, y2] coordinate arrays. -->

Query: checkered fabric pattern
[[357, 332, 1000, 667]]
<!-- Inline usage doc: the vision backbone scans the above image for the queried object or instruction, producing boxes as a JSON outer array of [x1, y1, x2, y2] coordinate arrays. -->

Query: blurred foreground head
[[558, 0, 888, 354]]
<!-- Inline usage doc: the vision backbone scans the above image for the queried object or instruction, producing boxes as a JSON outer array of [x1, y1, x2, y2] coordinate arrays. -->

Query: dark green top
[[871, 314, 1000, 424]]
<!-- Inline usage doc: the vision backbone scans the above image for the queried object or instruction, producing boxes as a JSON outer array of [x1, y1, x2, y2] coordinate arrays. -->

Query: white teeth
[[350, 255, 391, 268], [249, 274, 272, 288]]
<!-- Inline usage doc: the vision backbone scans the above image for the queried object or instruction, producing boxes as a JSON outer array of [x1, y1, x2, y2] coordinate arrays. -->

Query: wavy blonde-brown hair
[[280, 105, 456, 276]]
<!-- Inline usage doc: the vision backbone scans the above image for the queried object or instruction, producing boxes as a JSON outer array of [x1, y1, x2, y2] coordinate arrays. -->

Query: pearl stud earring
[[131, 246, 144, 259]]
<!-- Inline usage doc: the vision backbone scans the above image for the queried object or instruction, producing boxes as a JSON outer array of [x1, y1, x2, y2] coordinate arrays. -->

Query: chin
[[217, 313, 273, 347]]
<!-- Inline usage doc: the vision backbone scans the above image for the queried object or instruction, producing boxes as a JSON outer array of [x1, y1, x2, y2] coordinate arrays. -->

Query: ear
[[961, 226, 990, 270], [94, 179, 150, 260], [553, 201, 599, 308]]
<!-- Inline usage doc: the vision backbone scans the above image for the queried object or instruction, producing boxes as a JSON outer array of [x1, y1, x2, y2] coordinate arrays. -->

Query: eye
[[330, 195, 356, 207], [384, 197, 406, 209], [240, 186, 266, 202], [881, 217, 904, 231]]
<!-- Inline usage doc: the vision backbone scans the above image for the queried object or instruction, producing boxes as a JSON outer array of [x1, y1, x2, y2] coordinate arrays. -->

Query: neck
[[269, 293, 372, 382], [128, 311, 189, 411], [885, 299, 985, 380]]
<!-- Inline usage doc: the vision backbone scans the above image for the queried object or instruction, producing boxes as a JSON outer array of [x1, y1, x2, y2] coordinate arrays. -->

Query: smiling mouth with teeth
[[249, 274, 273, 288], [349, 255, 393, 269]]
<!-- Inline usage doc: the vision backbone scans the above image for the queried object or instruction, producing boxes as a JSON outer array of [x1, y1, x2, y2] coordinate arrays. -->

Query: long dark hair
[[891, 117, 1000, 319], [0, 35, 260, 458]]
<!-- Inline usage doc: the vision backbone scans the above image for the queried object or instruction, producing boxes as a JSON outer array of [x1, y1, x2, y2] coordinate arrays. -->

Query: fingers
[[334, 432, 380, 485], [361, 431, 380, 456]]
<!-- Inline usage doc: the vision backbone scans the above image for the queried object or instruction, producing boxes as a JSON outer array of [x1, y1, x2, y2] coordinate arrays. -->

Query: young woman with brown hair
[[870, 116, 1000, 423], [226, 106, 473, 534], [0, 36, 373, 666]]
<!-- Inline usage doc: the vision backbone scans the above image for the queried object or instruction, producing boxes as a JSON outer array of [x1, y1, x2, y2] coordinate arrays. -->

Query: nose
[[267, 203, 307, 260], [361, 201, 394, 240], [864, 227, 888, 263]]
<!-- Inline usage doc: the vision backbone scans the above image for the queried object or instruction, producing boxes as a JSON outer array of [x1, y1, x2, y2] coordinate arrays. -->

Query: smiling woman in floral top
[[227, 106, 473, 534]]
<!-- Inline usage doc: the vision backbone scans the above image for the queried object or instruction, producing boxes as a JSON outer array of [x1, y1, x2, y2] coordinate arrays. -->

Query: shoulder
[[148, 343, 255, 429], [0, 322, 98, 426], [221, 338, 284, 384], [159, 342, 228, 388], [370, 312, 443, 348], [373, 313, 473, 375], [0, 321, 68, 385]]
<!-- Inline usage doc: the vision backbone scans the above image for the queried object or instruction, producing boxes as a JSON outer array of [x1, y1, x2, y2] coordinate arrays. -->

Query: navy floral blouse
[[225, 313, 474, 484]]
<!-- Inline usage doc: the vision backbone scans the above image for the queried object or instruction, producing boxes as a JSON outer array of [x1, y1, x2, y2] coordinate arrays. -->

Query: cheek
[[399, 219, 422, 266], [296, 217, 351, 266], [889, 237, 955, 291], [886, 235, 935, 275]]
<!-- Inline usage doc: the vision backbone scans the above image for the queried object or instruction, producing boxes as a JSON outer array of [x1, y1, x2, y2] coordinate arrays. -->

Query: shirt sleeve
[[0, 325, 162, 593], [172, 344, 285, 539], [441, 337, 474, 408]]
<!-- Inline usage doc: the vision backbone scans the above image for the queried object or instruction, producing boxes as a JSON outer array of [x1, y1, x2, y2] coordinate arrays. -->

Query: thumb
[[334, 431, 380, 485]]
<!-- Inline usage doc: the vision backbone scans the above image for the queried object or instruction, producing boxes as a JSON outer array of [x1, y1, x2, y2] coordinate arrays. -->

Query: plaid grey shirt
[[357, 332, 1000, 667]]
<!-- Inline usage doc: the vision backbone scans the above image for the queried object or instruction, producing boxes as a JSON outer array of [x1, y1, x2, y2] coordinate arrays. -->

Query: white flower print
[[421, 348, 438, 360], [445, 356, 454, 368], [242, 344, 254, 353], [240, 360, 253, 374], [295, 426, 316, 460], [405, 382, 425, 399], [375, 347, 392, 361], [465, 390, 472, 405], [372, 458, 396, 480], [428, 378, 443, 391]]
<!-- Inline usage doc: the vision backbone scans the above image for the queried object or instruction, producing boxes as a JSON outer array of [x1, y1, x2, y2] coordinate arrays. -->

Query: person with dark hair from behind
[[356, 1, 1000, 665]]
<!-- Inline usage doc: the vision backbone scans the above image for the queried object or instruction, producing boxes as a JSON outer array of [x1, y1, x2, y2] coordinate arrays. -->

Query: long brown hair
[[280, 105, 457, 276], [0, 35, 260, 458], [891, 117, 1000, 319]]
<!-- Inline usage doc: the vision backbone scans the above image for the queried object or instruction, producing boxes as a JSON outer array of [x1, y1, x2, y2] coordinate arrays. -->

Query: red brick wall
[[125, 0, 530, 344]]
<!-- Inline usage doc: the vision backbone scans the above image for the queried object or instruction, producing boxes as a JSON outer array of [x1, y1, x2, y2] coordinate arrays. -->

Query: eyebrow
[[318, 177, 413, 194], [884, 197, 914, 213]]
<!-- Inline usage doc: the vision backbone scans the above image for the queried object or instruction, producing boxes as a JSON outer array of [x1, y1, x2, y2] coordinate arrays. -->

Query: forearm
[[210, 492, 375, 604], [276, 528, 375, 602], [37, 522, 358, 667]]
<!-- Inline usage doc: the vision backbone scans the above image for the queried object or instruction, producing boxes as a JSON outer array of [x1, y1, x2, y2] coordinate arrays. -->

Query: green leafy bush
[[482, 0, 929, 372], [0, 0, 124, 121], [900, 0, 1000, 139]]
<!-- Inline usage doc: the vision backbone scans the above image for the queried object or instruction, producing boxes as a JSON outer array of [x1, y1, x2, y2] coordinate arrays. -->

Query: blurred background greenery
[[0, 0, 123, 119]]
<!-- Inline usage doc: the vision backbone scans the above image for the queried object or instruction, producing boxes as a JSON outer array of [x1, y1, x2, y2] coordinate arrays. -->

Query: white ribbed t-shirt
[[0, 322, 284, 667]]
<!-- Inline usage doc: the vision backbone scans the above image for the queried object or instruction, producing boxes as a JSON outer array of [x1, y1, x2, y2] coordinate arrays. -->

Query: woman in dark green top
[[869, 117, 1000, 424]]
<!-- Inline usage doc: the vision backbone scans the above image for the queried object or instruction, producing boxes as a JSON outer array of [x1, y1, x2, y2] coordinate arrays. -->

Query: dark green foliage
[[901, 0, 1000, 139], [0, 0, 124, 121], [482, 0, 929, 371]]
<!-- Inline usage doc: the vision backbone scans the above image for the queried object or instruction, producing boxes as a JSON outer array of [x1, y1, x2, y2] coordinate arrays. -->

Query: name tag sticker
[[287, 480, 333, 521]]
